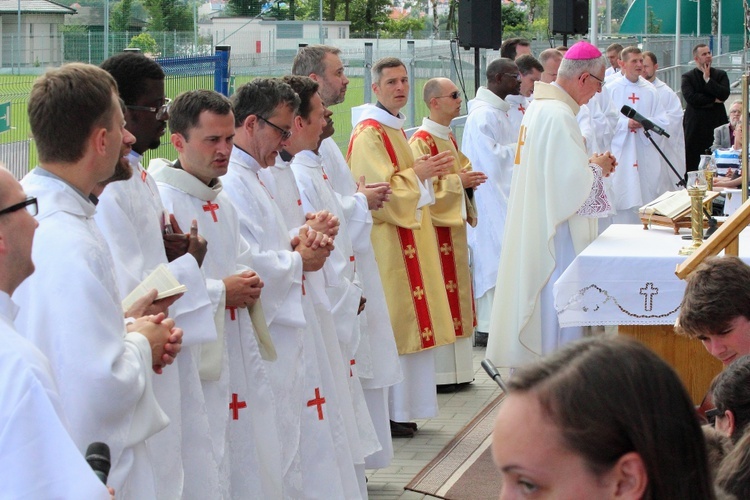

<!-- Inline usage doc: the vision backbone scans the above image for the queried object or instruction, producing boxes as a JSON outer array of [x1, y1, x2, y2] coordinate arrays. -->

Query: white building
[[0, 0, 75, 68]]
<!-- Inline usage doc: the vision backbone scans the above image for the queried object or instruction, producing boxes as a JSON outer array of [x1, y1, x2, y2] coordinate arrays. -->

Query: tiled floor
[[365, 346, 508, 499]]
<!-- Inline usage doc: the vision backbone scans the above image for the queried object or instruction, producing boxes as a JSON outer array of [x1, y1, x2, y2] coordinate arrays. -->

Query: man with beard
[[713, 100, 743, 151]]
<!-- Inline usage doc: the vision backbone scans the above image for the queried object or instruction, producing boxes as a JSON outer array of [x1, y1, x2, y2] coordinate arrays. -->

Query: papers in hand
[[639, 190, 719, 219], [122, 263, 188, 311]]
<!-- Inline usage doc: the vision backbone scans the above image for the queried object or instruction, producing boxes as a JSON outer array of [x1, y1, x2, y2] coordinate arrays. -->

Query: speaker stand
[[474, 47, 480, 93]]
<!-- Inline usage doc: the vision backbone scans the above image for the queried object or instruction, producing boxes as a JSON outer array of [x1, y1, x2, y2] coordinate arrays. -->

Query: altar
[[553, 224, 750, 402]]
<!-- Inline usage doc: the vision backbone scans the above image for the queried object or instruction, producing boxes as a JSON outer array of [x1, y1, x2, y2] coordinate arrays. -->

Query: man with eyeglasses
[[462, 57, 521, 347], [604, 45, 670, 224], [0, 168, 115, 499], [486, 41, 615, 369], [14, 63, 182, 499], [96, 52, 218, 498], [409, 77, 487, 390], [151, 89, 288, 498]]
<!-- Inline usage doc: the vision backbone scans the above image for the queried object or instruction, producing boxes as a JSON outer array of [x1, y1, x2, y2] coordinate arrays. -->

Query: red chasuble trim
[[412, 129, 466, 337], [349, 119, 436, 349]]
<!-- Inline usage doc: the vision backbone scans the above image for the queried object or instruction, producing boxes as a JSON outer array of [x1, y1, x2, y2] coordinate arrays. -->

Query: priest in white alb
[[486, 42, 616, 368]]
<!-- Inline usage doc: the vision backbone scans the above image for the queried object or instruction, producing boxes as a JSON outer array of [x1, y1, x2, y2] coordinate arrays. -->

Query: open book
[[639, 190, 719, 219], [122, 263, 188, 311]]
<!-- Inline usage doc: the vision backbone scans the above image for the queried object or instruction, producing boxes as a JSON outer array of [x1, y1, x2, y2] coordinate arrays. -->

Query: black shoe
[[474, 331, 488, 347], [393, 420, 418, 431], [390, 420, 415, 437]]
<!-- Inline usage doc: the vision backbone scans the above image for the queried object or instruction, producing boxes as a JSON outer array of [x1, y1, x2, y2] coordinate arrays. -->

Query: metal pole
[[364, 42, 373, 105], [104, 0, 109, 60], [676, 0, 682, 65], [590, 0, 597, 49], [319, 0, 323, 44], [17, 0, 21, 74], [407, 40, 415, 128], [743, 75, 748, 203], [194, 0, 198, 53], [717, 0, 722, 55], [697, 0, 701, 36], [644, 0, 648, 36], [606, 0, 612, 34]]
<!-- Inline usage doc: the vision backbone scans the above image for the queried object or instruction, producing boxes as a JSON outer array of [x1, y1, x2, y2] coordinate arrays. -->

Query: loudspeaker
[[549, 0, 589, 35], [458, 0, 502, 50]]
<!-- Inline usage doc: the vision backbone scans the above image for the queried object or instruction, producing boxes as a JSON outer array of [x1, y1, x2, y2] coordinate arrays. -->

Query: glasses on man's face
[[435, 91, 462, 100], [503, 73, 522, 82], [258, 116, 292, 141], [705, 408, 721, 427], [588, 73, 605, 89], [126, 97, 171, 120], [0, 196, 37, 217]]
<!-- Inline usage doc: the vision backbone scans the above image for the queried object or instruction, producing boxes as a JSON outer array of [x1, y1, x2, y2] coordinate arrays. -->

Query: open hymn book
[[639, 190, 720, 219], [122, 263, 188, 311]]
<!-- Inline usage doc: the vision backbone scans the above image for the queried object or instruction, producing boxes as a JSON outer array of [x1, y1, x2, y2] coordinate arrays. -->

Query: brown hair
[[677, 256, 750, 339], [291, 45, 342, 77], [712, 355, 750, 444], [717, 431, 750, 497], [168, 89, 232, 140], [28, 63, 118, 163], [507, 336, 715, 500], [371, 57, 406, 84], [620, 46, 642, 62], [280, 75, 319, 120]]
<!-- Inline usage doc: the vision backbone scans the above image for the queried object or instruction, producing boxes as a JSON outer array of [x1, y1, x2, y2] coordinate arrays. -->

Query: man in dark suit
[[682, 43, 731, 175]]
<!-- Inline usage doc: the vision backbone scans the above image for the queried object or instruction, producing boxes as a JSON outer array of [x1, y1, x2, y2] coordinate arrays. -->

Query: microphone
[[481, 358, 509, 393], [85, 442, 111, 484], [620, 105, 670, 138]]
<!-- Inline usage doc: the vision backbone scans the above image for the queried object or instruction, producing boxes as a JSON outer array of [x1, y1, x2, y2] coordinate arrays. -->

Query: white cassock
[[222, 147, 364, 499], [463, 87, 517, 332], [150, 161, 283, 500], [95, 151, 219, 499], [486, 82, 612, 368], [652, 77, 687, 182], [15, 169, 168, 499], [506, 94, 530, 134], [605, 76, 670, 222], [317, 137, 402, 470], [0, 292, 111, 499]]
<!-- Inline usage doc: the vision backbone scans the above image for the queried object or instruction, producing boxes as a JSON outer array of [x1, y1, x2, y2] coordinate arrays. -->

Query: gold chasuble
[[409, 126, 477, 340], [347, 109, 454, 355]]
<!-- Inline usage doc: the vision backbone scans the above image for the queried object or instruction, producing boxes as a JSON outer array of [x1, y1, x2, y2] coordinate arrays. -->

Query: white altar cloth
[[555, 224, 750, 327]]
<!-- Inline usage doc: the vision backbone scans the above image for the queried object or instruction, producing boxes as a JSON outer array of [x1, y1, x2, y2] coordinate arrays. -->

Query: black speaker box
[[549, 0, 589, 35], [458, 0, 502, 50]]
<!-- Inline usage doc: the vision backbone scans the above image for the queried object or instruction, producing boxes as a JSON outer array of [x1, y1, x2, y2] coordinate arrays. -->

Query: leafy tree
[[501, 3, 526, 31], [225, 0, 264, 16], [382, 15, 425, 37], [111, 0, 134, 31], [129, 32, 159, 53], [346, 0, 391, 35], [143, 0, 193, 30], [526, 0, 548, 24]]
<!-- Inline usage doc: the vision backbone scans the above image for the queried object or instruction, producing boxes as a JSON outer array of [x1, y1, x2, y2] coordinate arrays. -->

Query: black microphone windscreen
[[85, 442, 111, 484], [621, 105, 636, 118]]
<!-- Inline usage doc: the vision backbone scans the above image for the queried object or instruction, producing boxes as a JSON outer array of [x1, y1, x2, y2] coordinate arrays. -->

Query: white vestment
[[463, 87, 518, 330], [0, 292, 110, 499], [222, 147, 364, 499], [605, 76, 670, 220], [486, 82, 611, 368], [15, 170, 168, 498], [506, 94, 530, 135], [95, 151, 218, 499], [653, 77, 687, 182], [151, 162, 283, 500]]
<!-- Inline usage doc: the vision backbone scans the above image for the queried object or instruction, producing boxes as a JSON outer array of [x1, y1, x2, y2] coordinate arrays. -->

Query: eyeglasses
[[0, 196, 37, 217], [588, 73, 605, 88], [705, 408, 721, 427], [258, 116, 292, 141], [435, 91, 462, 100], [503, 73, 522, 82], [126, 97, 171, 120]]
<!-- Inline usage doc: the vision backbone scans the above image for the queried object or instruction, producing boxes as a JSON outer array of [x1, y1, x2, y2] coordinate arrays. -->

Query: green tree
[[144, 0, 193, 31], [501, 3, 526, 31], [346, 0, 391, 35], [129, 32, 159, 54], [111, 0, 134, 31], [381, 15, 425, 37], [225, 0, 263, 16]]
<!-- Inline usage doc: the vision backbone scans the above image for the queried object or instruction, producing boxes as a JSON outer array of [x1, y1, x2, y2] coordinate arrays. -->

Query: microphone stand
[[643, 128, 686, 188]]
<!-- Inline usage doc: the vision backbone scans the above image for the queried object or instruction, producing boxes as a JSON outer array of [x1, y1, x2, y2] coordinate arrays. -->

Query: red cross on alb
[[226, 305, 237, 320], [518, 104, 526, 114], [307, 387, 326, 420], [628, 93, 639, 104], [140, 169, 148, 182], [229, 393, 247, 420], [202, 200, 220, 222]]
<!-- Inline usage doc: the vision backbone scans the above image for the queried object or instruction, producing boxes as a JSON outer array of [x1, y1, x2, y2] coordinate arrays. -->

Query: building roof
[[0, 0, 76, 15]]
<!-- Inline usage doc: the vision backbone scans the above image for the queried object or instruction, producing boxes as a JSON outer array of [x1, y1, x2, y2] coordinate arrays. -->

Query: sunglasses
[[126, 97, 171, 120], [435, 91, 462, 100]]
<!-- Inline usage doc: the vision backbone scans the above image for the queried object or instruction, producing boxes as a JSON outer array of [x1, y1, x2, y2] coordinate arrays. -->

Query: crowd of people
[[2, 34, 749, 499]]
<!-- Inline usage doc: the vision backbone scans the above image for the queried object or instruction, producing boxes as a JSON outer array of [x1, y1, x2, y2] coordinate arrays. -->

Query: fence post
[[364, 42, 373, 105], [450, 39, 457, 83], [407, 40, 415, 128], [215, 45, 231, 96]]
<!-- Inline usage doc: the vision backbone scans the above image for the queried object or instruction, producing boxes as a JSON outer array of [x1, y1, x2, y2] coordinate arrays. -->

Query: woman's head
[[492, 337, 714, 500], [712, 355, 750, 443]]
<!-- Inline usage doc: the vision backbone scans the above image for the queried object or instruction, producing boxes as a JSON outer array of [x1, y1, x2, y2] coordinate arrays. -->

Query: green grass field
[[0, 73, 438, 173]]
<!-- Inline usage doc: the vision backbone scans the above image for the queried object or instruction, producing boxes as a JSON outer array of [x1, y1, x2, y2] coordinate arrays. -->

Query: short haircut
[[693, 43, 709, 57], [486, 57, 514, 81], [515, 54, 543, 75], [29, 63, 118, 164], [620, 46, 642, 62], [371, 57, 406, 84], [292, 45, 342, 77], [422, 78, 444, 104], [539, 48, 563, 66], [606, 43, 624, 55], [677, 256, 750, 338], [712, 355, 750, 443], [500, 38, 531, 60], [730, 99, 743, 111], [280, 75, 319, 120], [508, 336, 715, 500], [642, 50, 658, 65], [557, 55, 606, 80], [168, 89, 232, 140], [100, 52, 165, 105], [555, 45, 568, 52], [230, 78, 300, 128]]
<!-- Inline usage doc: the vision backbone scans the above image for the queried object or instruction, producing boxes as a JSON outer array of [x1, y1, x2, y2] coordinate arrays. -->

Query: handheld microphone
[[85, 442, 111, 484], [481, 358, 509, 393], [620, 105, 670, 138]]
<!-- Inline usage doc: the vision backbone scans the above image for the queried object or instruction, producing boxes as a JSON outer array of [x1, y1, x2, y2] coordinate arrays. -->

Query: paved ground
[[365, 346, 508, 499]]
